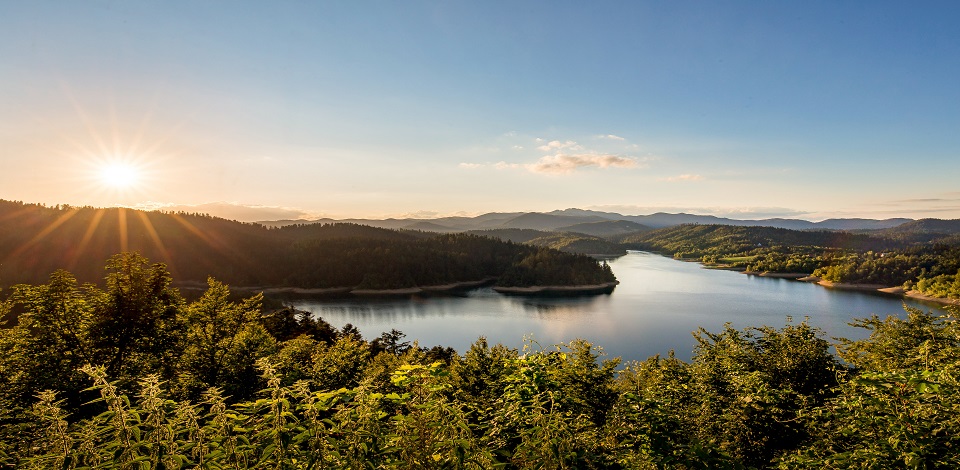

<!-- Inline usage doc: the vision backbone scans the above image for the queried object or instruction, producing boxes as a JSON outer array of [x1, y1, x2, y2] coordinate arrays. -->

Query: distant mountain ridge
[[261, 210, 913, 232]]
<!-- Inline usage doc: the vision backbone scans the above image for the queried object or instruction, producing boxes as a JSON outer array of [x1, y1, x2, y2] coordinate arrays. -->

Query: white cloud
[[459, 134, 648, 175], [528, 153, 640, 174], [536, 140, 583, 152], [660, 174, 705, 182]]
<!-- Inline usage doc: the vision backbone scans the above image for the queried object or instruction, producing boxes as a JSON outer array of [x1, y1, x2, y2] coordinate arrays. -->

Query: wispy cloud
[[536, 140, 583, 152], [461, 136, 646, 175], [660, 174, 705, 182], [528, 153, 640, 174], [466, 154, 642, 174], [868, 193, 960, 208]]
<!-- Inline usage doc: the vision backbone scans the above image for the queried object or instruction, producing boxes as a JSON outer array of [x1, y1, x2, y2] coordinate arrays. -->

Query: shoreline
[[352, 277, 499, 296], [697, 258, 960, 307], [902, 289, 960, 306], [815, 281, 959, 306], [207, 277, 624, 298], [743, 271, 809, 279], [492, 281, 619, 295], [816, 280, 889, 292], [180, 276, 617, 298]]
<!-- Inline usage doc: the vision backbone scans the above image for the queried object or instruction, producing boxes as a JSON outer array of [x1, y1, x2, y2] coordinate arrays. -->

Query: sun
[[98, 162, 142, 189]]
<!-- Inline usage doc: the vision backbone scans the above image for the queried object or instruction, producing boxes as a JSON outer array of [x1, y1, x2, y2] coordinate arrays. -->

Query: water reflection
[[291, 252, 947, 362], [511, 294, 609, 317]]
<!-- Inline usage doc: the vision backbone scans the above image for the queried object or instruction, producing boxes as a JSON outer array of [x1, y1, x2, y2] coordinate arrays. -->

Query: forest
[[0, 200, 614, 291], [619, 223, 960, 300], [5, 196, 960, 299], [2, 254, 959, 468], [468, 219, 960, 300]]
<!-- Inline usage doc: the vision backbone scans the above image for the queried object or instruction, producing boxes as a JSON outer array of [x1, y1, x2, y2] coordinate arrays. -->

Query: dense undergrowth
[[2, 254, 960, 468]]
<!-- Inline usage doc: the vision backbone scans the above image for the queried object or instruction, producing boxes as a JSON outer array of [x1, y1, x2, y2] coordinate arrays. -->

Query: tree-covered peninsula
[[0, 200, 615, 292], [618, 222, 960, 302]]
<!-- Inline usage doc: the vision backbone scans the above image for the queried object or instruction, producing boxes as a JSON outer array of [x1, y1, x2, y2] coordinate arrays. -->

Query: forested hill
[[617, 223, 902, 258], [875, 218, 960, 242], [615, 223, 960, 299], [0, 200, 280, 286], [0, 200, 614, 289], [554, 219, 650, 237]]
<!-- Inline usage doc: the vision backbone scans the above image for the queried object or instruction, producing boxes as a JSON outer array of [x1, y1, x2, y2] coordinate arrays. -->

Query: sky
[[2, 1, 960, 222]]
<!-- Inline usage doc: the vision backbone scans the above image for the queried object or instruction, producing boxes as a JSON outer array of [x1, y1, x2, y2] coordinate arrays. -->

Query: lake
[[291, 251, 948, 362]]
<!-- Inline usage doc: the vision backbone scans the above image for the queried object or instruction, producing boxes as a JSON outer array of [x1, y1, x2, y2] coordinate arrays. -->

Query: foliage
[[813, 246, 960, 286], [0, 201, 614, 291], [910, 269, 960, 299], [619, 224, 898, 261], [780, 307, 960, 468], [8, 252, 960, 468], [621, 223, 960, 301], [175, 278, 276, 401], [525, 232, 627, 256], [496, 249, 616, 287]]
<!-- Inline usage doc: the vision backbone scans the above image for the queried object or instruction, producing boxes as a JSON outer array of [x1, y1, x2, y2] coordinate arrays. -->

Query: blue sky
[[2, 1, 959, 221]]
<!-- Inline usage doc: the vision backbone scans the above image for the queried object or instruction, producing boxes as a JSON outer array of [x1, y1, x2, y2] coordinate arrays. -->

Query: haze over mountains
[[261, 209, 913, 233]]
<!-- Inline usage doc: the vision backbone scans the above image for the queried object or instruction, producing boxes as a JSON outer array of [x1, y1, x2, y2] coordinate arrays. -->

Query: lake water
[[291, 251, 949, 362]]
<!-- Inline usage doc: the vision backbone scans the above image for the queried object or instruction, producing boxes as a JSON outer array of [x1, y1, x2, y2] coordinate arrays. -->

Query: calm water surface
[[292, 252, 947, 361]]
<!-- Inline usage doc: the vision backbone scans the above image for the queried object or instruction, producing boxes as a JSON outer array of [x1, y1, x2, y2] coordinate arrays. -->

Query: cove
[[291, 251, 948, 362]]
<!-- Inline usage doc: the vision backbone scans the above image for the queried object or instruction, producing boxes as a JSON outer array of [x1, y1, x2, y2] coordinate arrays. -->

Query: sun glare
[[98, 162, 141, 189]]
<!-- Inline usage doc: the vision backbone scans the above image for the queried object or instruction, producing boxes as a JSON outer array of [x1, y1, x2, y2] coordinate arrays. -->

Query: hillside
[[618, 224, 901, 258], [525, 233, 626, 256], [401, 221, 458, 232], [878, 218, 960, 240], [554, 219, 650, 237], [0, 200, 614, 290], [496, 212, 609, 231], [465, 228, 548, 243]]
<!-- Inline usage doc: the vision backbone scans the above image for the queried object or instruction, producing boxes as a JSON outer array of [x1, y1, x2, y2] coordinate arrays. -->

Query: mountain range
[[261, 209, 913, 233]]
